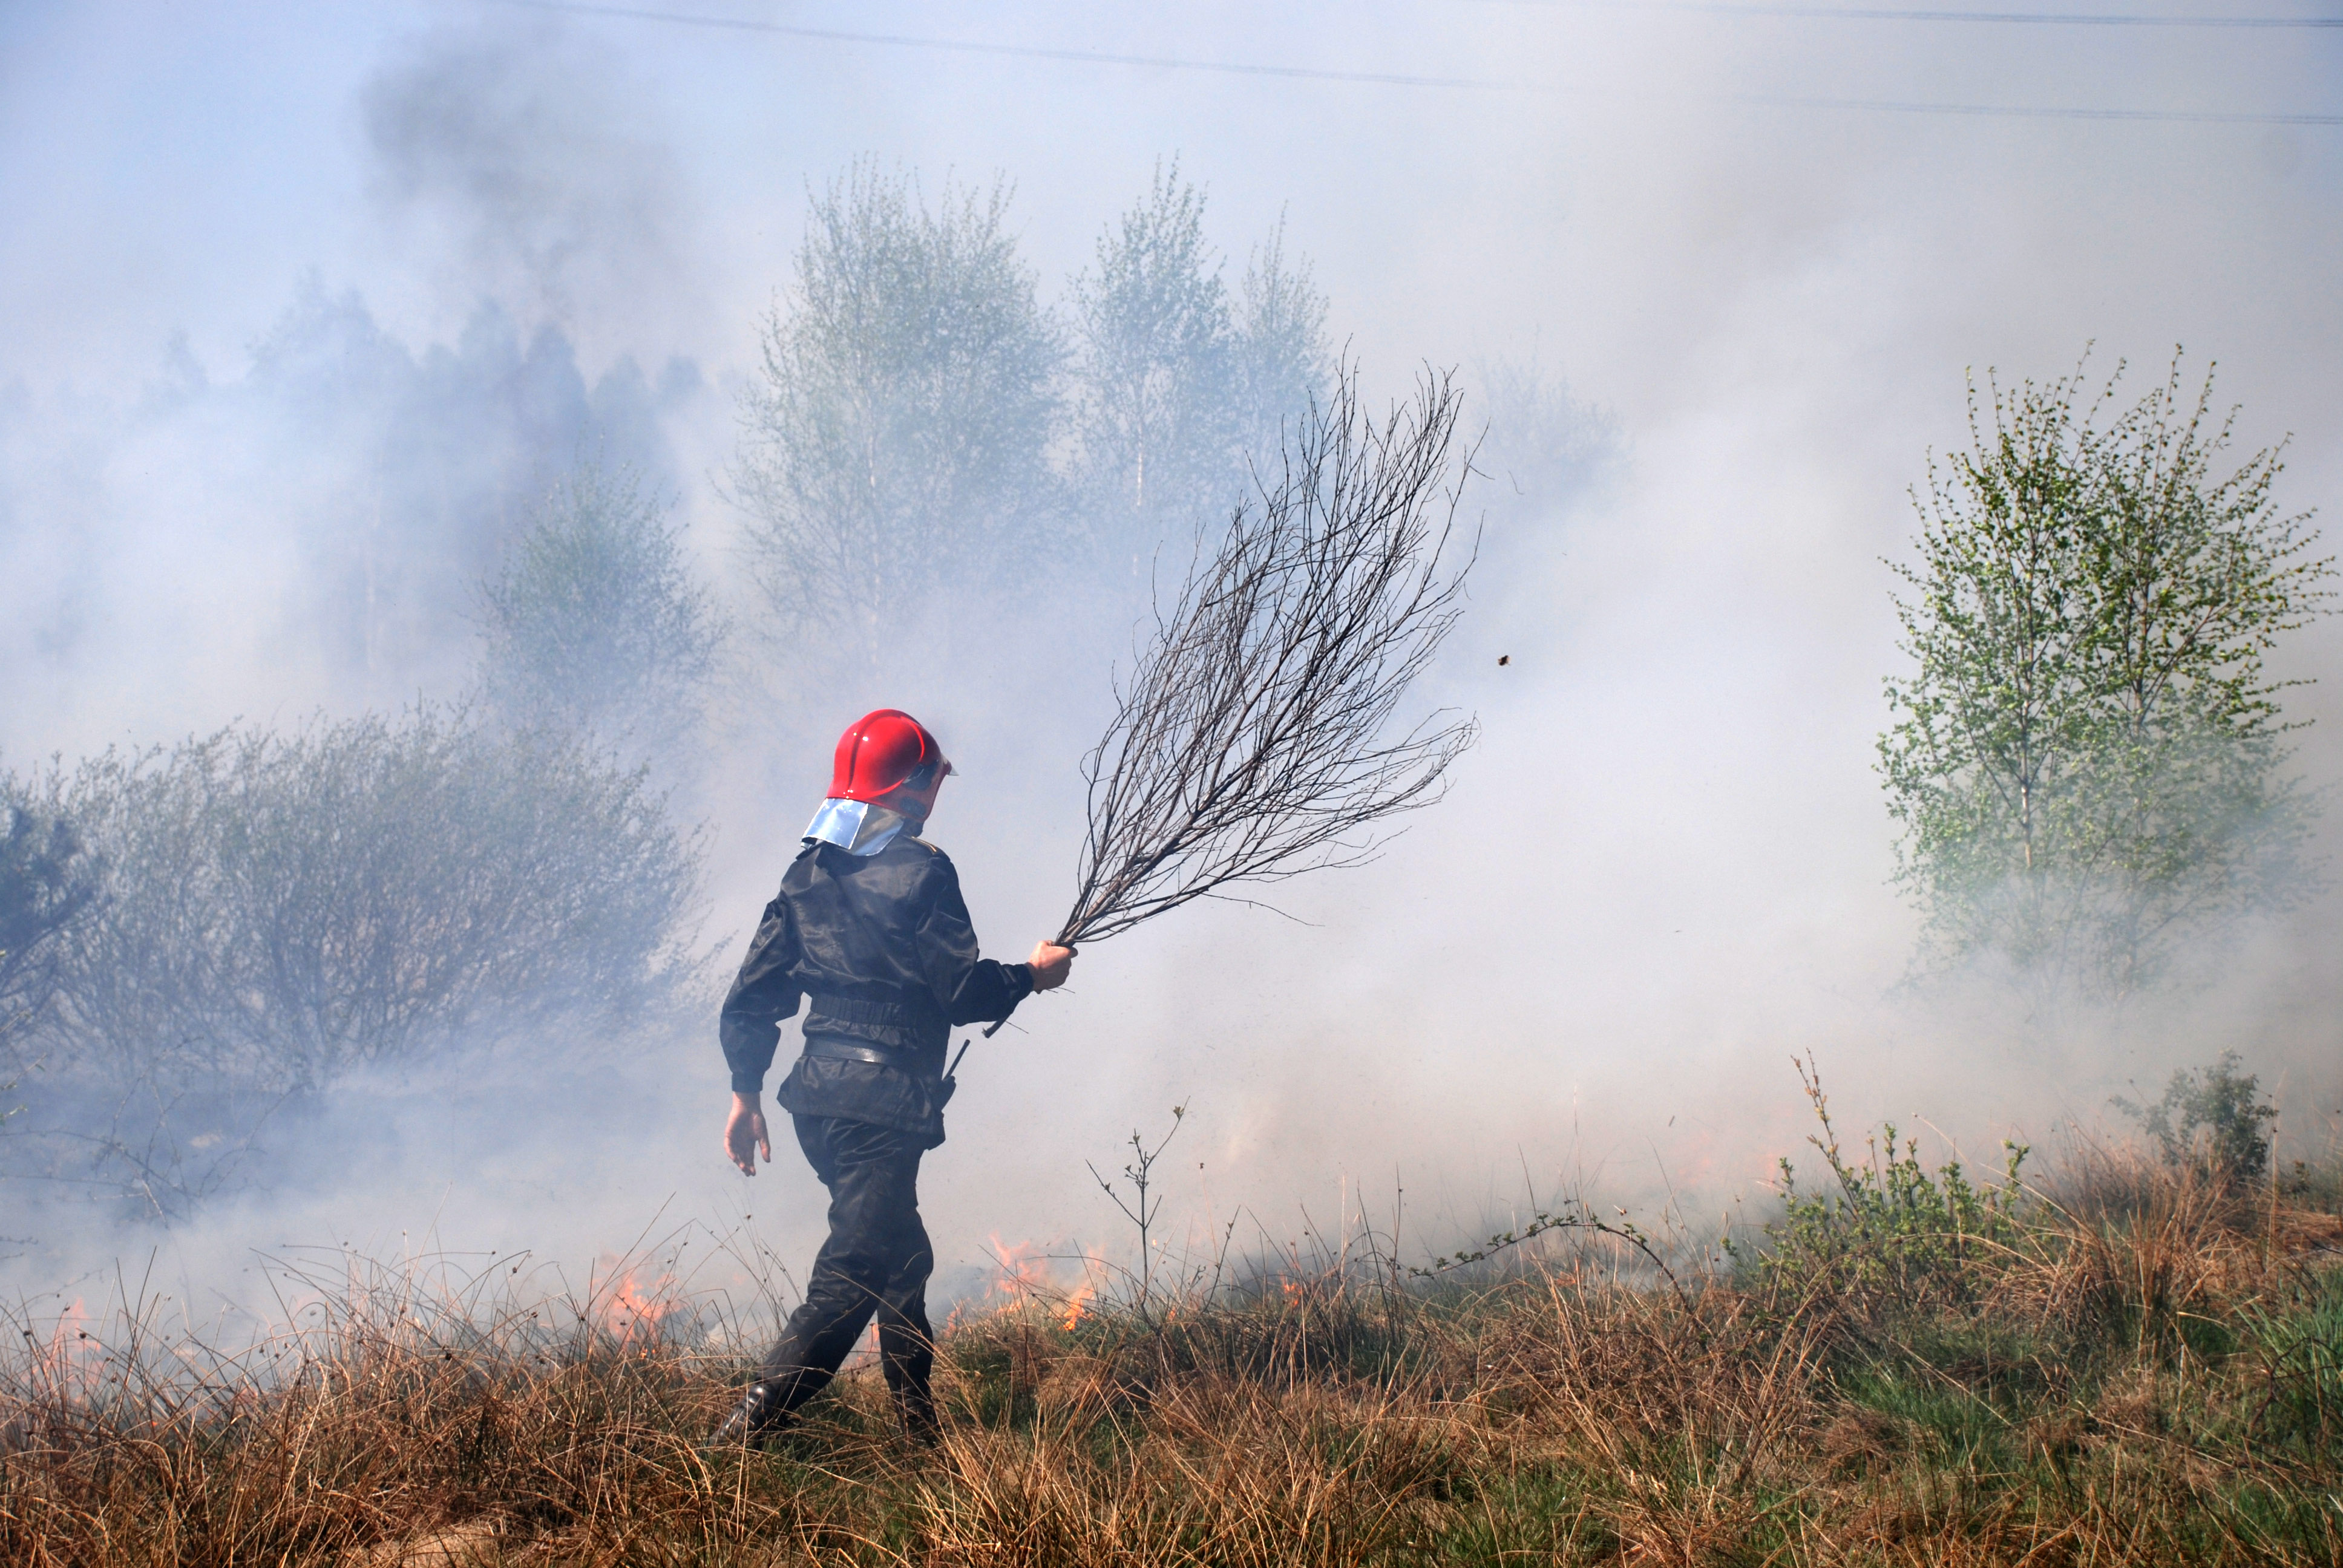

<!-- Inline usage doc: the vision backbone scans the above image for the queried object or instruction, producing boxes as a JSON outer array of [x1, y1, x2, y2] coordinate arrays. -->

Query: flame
[[596, 1264, 677, 1352], [1059, 1281, 1094, 1331], [985, 1236, 1109, 1328], [48, 1296, 94, 1365], [27, 1298, 102, 1397], [987, 1235, 1055, 1306]]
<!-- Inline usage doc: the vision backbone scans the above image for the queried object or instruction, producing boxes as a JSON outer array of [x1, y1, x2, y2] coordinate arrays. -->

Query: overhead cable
[[497, 1, 1498, 88], [496, 0, 2343, 125], [1483, 0, 2343, 27]]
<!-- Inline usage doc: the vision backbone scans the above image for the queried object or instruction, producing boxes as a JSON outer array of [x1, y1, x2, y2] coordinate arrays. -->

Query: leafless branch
[[1058, 361, 1480, 947]]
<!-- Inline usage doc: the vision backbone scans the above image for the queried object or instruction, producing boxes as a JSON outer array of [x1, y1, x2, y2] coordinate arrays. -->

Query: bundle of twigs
[[1049, 362, 1480, 966]]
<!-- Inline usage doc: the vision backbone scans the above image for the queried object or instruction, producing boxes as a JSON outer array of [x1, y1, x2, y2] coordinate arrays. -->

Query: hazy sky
[[3, 1, 2339, 1310]]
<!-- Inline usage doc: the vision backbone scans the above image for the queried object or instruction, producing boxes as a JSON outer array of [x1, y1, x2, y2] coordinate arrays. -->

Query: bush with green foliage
[[1729, 1059, 2029, 1318], [1878, 351, 2330, 1002], [2112, 1048, 2279, 1186]]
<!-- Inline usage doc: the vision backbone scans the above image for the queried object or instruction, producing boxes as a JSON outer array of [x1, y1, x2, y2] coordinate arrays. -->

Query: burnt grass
[[3, 1147, 2340, 1566]]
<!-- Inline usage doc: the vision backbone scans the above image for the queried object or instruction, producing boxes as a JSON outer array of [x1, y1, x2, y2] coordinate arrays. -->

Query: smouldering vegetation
[[5, 1079, 2339, 1566]]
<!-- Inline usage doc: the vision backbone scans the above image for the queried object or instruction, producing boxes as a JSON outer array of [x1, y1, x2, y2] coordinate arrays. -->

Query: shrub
[[1, 709, 704, 1210], [14, 708, 703, 1093], [2112, 1049, 2278, 1186], [1729, 1058, 2028, 1321]]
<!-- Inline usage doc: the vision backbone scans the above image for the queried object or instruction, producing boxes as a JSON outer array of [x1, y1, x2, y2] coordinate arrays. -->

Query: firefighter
[[709, 709, 1072, 1446]]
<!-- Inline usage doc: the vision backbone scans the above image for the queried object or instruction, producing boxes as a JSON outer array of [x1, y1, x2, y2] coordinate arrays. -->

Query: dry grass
[[3, 1145, 2338, 1566]]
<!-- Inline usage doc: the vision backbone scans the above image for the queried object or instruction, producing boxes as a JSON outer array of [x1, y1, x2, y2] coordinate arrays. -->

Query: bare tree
[[20, 709, 703, 1095], [0, 803, 100, 1057], [1050, 363, 1480, 955]]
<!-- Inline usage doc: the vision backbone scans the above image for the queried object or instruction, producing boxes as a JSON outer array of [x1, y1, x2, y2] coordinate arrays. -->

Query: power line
[[1483, 0, 2343, 27], [1735, 90, 2339, 121], [496, 0, 2343, 125], [497, 1, 1500, 89]]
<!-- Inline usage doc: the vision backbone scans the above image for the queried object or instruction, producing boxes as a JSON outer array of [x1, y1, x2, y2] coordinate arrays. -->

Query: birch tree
[[734, 162, 1060, 664], [1879, 352, 2330, 1002], [1071, 159, 1236, 569], [1072, 165, 1334, 574]]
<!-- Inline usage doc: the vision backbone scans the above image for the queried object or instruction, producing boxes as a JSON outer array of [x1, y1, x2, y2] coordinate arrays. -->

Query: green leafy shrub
[[1730, 1057, 2028, 1319], [2277, 1153, 2343, 1214], [2118, 1045, 2277, 1181], [2112, 1050, 2278, 1186]]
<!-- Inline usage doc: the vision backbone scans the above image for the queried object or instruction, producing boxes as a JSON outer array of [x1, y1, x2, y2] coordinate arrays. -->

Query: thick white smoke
[[1, 2, 2337, 1334]]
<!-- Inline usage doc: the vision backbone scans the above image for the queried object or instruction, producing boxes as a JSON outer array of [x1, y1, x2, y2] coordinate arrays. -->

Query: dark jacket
[[719, 834, 1033, 1141]]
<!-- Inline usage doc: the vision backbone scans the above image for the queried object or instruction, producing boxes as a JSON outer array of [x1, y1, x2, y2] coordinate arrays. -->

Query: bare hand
[[1028, 941, 1075, 992], [725, 1093, 772, 1176]]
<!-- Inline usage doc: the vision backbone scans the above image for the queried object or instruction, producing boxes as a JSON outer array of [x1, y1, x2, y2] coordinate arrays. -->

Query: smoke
[[2, 1, 2339, 1339], [361, 21, 698, 354], [0, 284, 707, 749]]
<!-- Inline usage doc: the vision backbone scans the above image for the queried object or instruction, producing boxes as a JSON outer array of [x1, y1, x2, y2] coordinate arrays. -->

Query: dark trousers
[[755, 1113, 936, 1430]]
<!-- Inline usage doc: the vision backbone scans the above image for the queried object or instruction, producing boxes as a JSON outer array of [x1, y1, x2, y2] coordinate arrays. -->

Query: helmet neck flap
[[803, 796, 916, 857]]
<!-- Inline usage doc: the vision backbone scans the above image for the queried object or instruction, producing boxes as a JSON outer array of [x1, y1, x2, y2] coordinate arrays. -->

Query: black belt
[[803, 1037, 923, 1069], [809, 994, 920, 1025]]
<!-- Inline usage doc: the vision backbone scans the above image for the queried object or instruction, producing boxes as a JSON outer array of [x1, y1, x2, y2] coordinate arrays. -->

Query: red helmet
[[828, 710, 951, 803]]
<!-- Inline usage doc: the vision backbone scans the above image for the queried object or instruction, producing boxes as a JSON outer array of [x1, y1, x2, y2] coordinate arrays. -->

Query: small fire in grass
[[980, 1236, 1106, 1330], [594, 1263, 678, 1353], [1057, 1279, 1095, 1331], [988, 1236, 1055, 1306], [41, 1298, 97, 1370]]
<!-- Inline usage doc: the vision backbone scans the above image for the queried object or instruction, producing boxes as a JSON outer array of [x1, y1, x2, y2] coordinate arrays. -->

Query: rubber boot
[[894, 1385, 942, 1448]]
